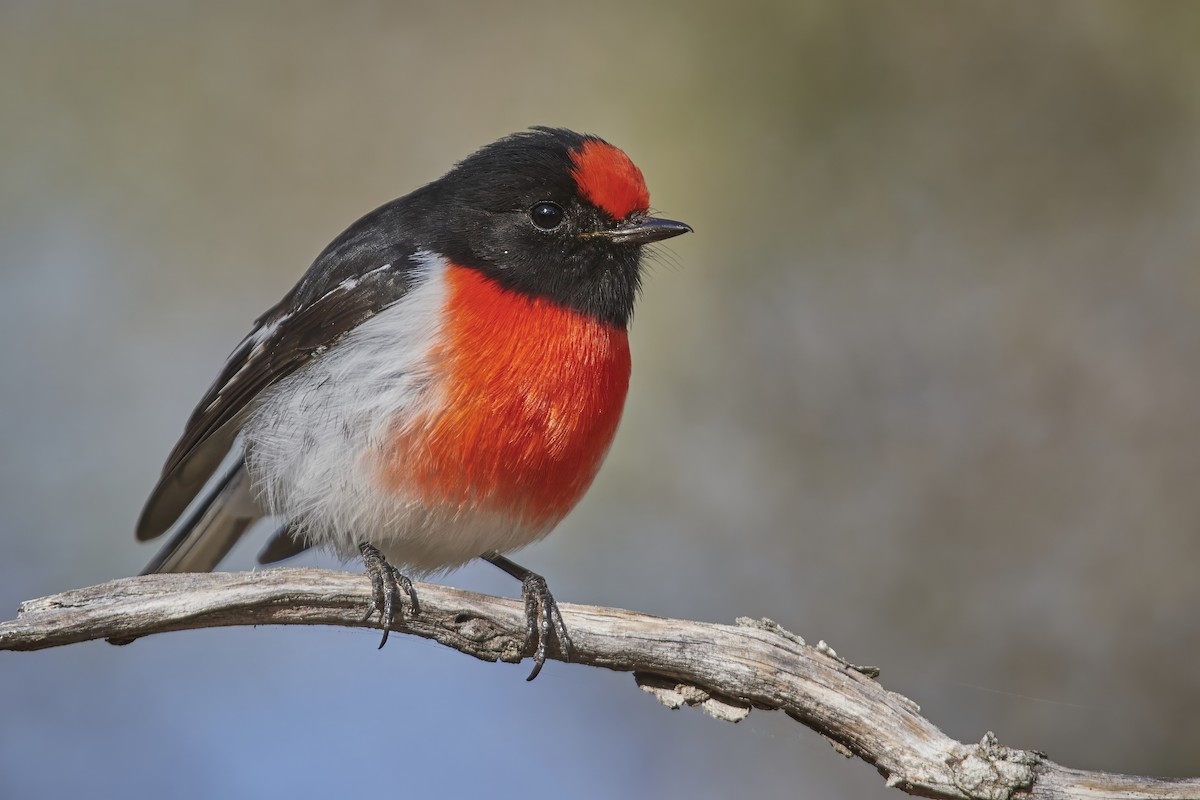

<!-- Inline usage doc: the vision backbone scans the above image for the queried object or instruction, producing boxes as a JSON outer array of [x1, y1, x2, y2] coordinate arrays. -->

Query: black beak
[[586, 216, 693, 246]]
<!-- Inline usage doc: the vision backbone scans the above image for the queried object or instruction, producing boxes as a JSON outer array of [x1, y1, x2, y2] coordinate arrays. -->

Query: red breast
[[378, 264, 631, 526]]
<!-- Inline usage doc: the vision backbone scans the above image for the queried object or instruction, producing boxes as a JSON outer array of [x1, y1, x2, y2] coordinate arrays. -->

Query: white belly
[[241, 254, 551, 573]]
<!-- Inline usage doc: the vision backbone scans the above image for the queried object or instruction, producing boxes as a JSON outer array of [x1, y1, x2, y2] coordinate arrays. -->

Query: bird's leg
[[480, 551, 572, 681], [359, 542, 419, 649]]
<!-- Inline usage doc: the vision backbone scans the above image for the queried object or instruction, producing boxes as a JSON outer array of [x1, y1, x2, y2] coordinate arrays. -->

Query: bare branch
[[1, 569, 1194, 800]]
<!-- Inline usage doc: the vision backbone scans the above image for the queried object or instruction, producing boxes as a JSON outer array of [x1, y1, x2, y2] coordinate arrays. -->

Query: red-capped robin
[[130, 127, 691, 678]]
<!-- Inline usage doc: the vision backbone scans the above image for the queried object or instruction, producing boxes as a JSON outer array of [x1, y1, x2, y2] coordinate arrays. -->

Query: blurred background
[[3, 1, 1200, 797]]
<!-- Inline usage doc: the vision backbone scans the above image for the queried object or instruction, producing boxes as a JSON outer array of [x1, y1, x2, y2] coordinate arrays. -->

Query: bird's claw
[[359, 542, 419, 648], [520, 571, 572, 681]]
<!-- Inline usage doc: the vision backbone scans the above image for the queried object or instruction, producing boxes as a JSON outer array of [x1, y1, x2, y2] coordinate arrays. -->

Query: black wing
[[136, 200, 424, 542]]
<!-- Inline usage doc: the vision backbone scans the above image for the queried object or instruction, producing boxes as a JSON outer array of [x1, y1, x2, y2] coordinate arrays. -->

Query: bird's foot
[[481, 552, 572, 680], [518, 570, 572, 681], [359, 542, 419, 648]]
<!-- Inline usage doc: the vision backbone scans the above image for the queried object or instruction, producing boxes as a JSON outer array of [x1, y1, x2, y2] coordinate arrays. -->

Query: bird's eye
[[529, 201, 565, 231]]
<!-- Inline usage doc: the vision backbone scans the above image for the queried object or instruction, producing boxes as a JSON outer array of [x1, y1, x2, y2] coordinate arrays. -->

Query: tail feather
[[257, 523, 311, 565], [137, 418, 242, 542], [141, 462, 261, 574]]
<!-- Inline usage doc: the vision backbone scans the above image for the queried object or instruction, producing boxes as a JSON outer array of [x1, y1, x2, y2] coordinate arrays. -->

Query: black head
[[401, 127, 690, 328]]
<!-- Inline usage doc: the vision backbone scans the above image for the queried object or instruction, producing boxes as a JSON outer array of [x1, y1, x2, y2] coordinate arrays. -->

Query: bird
[[129, 127, 691, 678]]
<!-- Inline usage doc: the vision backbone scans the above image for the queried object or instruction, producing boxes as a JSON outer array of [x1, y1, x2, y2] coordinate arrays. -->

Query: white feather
[[241, 251, 548, 574]]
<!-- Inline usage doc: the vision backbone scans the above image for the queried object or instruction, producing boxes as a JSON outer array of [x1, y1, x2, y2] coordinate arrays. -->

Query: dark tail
[[139, 460, 260, 574]]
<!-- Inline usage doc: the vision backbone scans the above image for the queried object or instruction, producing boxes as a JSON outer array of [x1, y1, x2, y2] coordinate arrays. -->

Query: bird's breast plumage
[[378, 263, 631, 528], [242, 253, 630, 572]]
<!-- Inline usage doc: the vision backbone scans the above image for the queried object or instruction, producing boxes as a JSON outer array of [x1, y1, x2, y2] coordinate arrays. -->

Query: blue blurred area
[[4, 2, 1200, 798]]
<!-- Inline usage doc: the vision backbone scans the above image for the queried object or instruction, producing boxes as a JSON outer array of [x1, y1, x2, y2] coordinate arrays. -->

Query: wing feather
[[137, 201, 422, 542]]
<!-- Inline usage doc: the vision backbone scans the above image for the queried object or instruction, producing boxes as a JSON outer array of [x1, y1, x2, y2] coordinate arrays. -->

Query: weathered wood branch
[[1, 569, 1194, 800]]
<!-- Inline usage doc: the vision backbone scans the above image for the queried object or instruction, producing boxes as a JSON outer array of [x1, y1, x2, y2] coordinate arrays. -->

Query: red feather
[[380, 265, 631, 526], [570, 139, 650, 220]]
